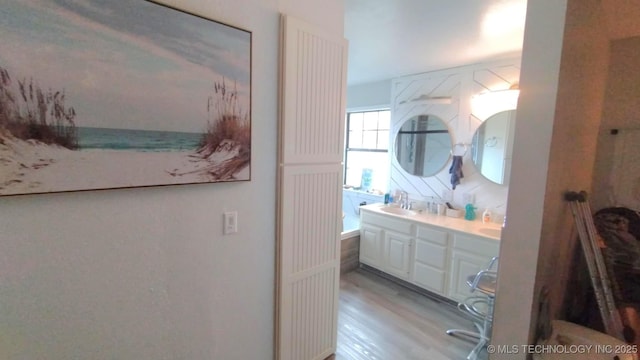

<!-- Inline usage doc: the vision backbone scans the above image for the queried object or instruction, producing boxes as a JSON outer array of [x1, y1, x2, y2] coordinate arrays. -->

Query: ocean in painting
[[77, 127, 203, 152]]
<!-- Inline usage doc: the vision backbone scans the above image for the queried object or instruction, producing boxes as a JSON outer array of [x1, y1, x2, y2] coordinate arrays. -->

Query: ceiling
[[344, 0, 640, 86], [344, 0, 527, 86]]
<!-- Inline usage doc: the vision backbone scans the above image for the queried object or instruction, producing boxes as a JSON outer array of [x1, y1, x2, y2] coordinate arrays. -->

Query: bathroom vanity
[[359, 203, 501, 303]]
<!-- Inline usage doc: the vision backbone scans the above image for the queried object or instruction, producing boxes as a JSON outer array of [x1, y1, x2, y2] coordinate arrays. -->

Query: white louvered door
[[276, 15, 348, 360]]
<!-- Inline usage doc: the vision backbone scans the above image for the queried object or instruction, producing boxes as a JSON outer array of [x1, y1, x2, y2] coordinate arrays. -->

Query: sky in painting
[[0, 0, 251, 133]]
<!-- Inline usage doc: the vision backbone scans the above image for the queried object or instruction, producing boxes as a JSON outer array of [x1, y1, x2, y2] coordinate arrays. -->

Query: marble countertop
[[360, 203, 503, 241]]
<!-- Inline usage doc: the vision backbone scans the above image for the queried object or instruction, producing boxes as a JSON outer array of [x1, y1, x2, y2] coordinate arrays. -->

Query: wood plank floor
[[330, 268, 488, 360]]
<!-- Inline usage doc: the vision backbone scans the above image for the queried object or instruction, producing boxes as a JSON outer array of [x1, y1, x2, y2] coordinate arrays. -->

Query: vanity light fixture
[[399, 94, 453, 105], [471, 83, 520, 121]]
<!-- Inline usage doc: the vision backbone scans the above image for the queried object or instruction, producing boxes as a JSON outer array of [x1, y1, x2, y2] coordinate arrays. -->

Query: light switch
[[224, 211, 238, 234]]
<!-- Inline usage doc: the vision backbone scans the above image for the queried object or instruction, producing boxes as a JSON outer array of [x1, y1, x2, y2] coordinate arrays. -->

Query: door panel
[[359, 224, 383, 268], [384, 231, 411, 280], [276, 14, 348, 360]]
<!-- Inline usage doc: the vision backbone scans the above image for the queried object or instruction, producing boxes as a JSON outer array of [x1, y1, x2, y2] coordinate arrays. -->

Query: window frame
[[343, 108, 390, 187]]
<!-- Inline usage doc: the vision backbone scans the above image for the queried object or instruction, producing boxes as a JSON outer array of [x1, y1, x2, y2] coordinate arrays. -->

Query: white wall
[[534, 0, 610, 330], [0, 0, 344, 359], [493, 0, 612, 357], [593, 36, 640, 211], [346, 79, 392, 110], [600, 36, 640, 131], [491, 1, 567, 357]]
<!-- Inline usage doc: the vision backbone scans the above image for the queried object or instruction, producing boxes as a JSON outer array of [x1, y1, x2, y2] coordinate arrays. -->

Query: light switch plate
[[224, 211, 238, 234]]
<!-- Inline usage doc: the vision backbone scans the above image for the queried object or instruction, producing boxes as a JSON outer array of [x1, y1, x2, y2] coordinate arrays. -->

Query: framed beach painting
[[0, 0, 251, 196]]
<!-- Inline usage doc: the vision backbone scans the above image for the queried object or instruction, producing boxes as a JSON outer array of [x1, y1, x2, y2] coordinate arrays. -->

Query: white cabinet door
[[448, 233, 499, 303], [383, 231, 412, 280], [360, 224, 384, 269], [448, 249, 490, 303], [413, 226, 449, 295]]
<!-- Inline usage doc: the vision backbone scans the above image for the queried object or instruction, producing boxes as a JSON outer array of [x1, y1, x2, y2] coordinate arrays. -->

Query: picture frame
[[0, 0, 252, 196]]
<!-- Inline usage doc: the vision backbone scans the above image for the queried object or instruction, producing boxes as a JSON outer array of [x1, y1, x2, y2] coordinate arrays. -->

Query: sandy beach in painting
[[0, 134, 248, 195]]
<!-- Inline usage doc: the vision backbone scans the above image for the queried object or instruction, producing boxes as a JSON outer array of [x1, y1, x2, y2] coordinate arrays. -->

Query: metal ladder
[[564, 190, 625, 341]]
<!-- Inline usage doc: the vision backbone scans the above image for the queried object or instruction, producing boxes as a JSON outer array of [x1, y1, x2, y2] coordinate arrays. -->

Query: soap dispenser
[[482, 208, 492, 223], [464, 204, 476, 221]]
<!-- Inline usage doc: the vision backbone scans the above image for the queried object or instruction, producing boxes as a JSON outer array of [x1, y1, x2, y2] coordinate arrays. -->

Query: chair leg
[[446, 328, 482, 340], [467, 336, 488, 360], [447, 295, 494, 360]]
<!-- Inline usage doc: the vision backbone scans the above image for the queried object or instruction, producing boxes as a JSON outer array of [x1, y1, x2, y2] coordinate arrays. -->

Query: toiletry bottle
[[482, 209, 492, 223]]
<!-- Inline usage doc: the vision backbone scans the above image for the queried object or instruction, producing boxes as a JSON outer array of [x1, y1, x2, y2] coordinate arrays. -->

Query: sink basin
[[379, 206, 417, 217], [478, 227, 501, 238]]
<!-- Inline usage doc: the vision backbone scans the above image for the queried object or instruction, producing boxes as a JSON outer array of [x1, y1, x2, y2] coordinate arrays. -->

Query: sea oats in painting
[[0, 0, 251, 195]]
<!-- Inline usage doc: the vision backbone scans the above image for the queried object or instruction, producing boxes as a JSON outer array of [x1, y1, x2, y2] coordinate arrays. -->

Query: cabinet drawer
[[453, 233, 499, 258], [361, 211, 413, 235], [416, 225, 448, 245], [415, 238, 447, 269]]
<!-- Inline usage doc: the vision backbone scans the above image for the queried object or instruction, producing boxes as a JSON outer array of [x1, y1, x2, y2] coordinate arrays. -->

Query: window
[[344, 109, 390, 192]]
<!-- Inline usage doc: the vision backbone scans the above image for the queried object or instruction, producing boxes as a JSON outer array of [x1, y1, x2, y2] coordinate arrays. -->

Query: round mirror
[[394, 114, 452, 177], [471, 110, 517, 185]]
